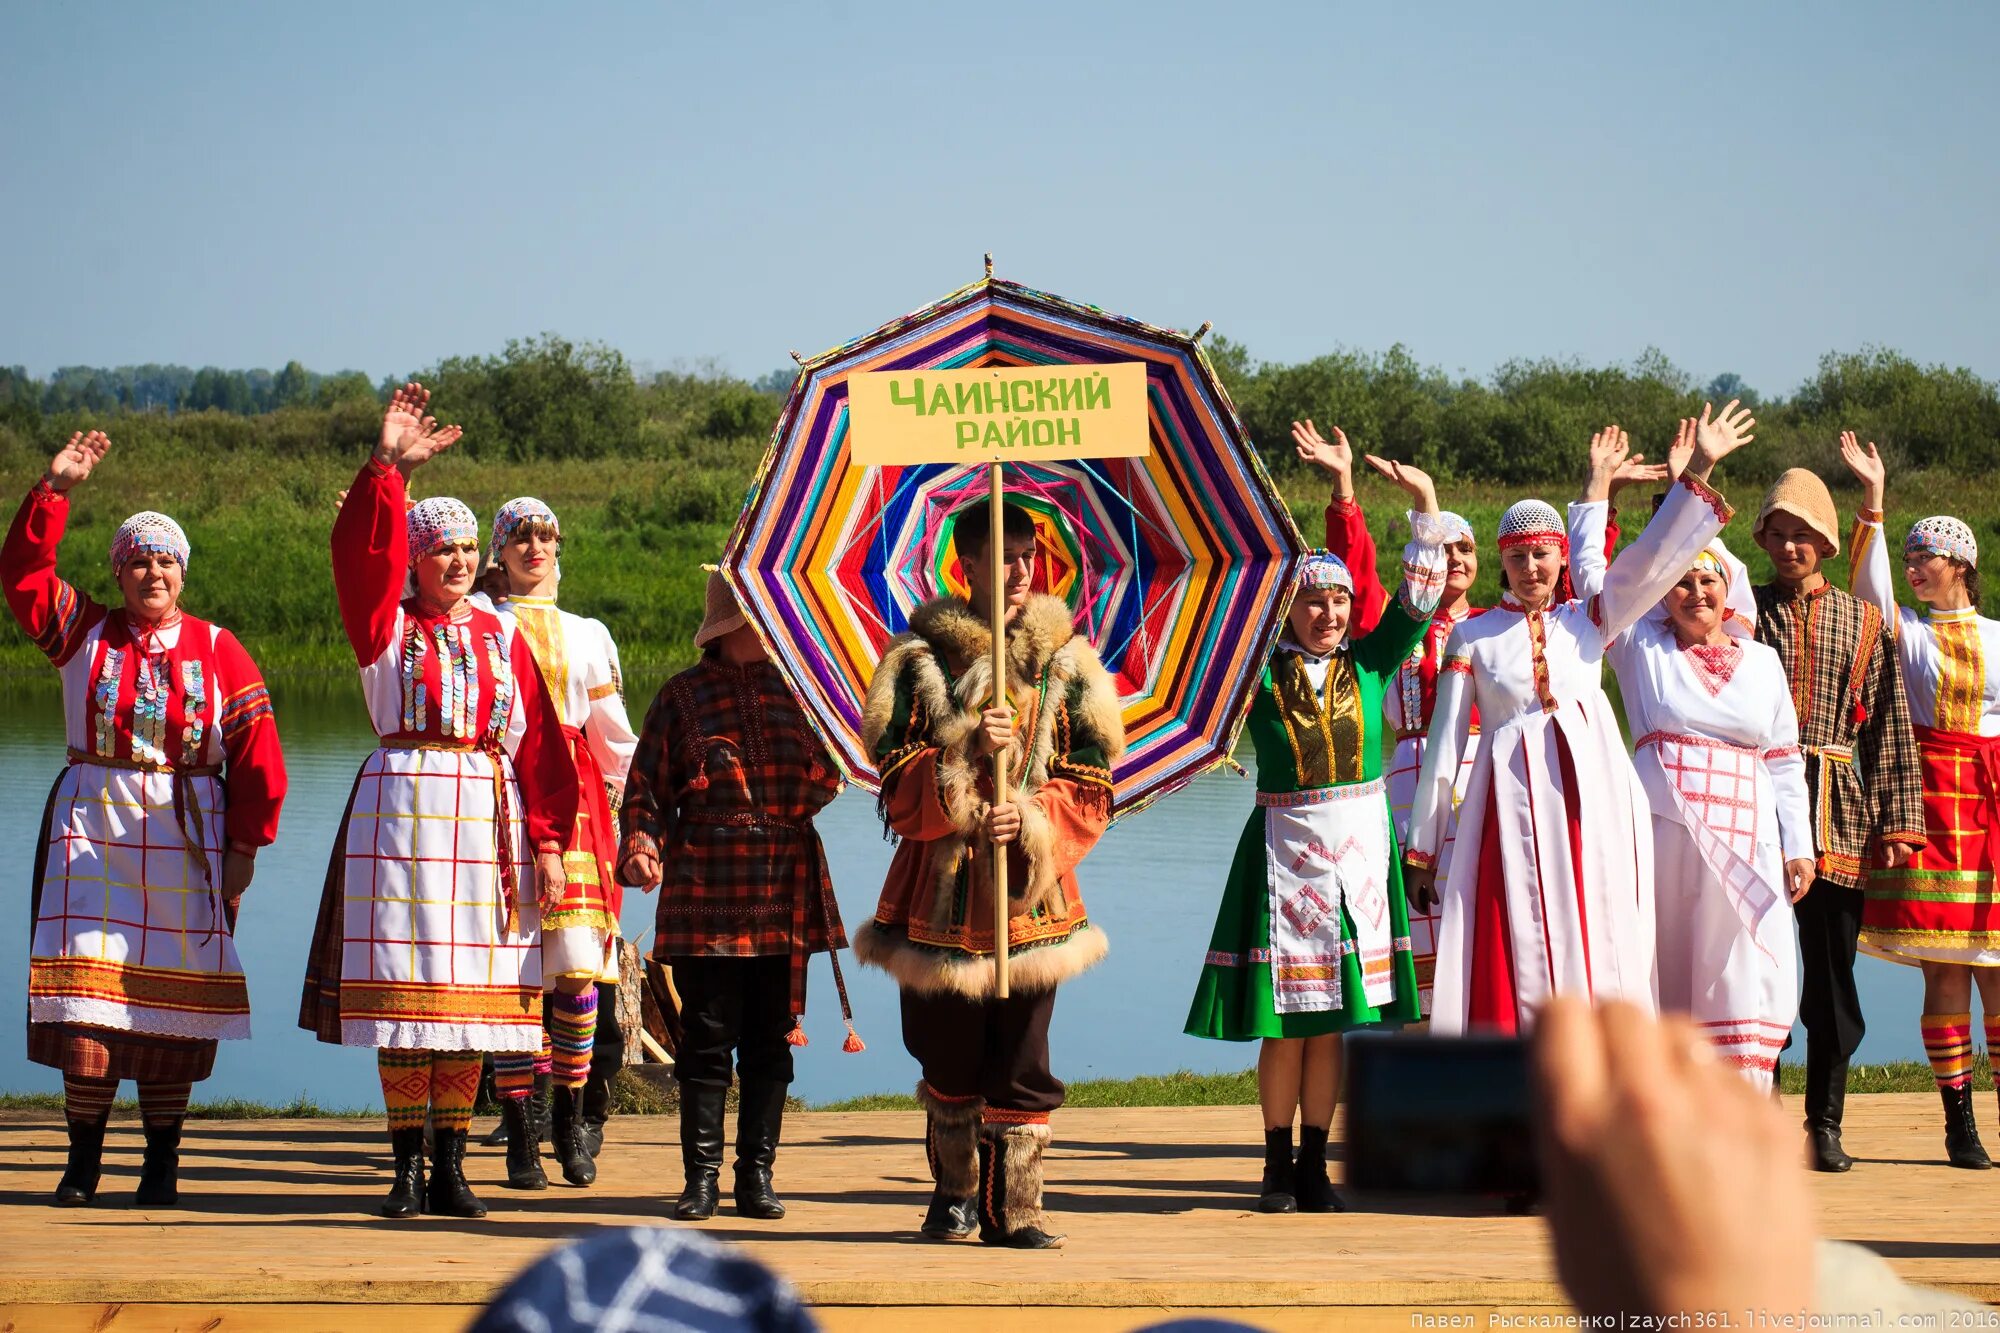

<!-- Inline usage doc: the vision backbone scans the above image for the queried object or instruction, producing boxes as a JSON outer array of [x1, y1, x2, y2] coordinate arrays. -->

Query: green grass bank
[[0, 431, 1969, 687]]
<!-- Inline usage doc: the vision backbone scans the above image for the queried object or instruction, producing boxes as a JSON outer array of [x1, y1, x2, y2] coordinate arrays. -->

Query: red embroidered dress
[[1849, 513, 2000, 965], [4, 481, 286, 1080], [300, 462, 576, 1052]]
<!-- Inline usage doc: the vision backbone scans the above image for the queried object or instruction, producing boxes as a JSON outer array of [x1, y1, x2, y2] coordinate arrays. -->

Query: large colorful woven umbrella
[[723, 269, 1304, 817]]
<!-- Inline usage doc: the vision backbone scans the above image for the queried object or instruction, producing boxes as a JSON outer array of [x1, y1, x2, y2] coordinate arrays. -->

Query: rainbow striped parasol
[[723, 273, 1303, 817]]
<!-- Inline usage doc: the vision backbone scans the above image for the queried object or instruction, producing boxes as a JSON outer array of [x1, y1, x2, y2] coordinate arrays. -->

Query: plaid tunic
[[620, 655, 846, 1013], [1753, 581, 1927, 886]]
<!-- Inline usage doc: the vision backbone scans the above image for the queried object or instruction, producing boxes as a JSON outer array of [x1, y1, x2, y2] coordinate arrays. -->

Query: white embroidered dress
[[1408, 476, 1732, 1034], [1582, 534, 1812, 1083]]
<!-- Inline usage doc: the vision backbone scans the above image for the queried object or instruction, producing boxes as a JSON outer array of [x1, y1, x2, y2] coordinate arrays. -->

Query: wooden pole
[[989, 459, 1010, 999]]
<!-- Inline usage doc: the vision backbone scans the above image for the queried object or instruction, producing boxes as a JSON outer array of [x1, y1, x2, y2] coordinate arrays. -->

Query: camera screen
[[1344, 1032, 1538, 1196]]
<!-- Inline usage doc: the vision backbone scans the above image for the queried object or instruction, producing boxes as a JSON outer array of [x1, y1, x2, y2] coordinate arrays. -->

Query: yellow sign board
[[846, 362, 1150, 466]]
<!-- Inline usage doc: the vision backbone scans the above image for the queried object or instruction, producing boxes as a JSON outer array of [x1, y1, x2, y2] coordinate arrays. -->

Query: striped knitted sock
[[550, 989, 598, 1090], [492, 1052, 536, 1101], [429, 1053, 483, 1134], [137, 1081, 192, 1126], [378, 1050, 432, 1132], [534, 1027, 553, 1079], [62, 1075, 116, 1127], [1920, 1012, 1974, 1090], [1987, 1018, 2000, 1087]]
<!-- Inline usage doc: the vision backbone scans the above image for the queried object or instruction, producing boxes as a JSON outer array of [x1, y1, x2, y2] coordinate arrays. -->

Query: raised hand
[[1608, 454, 1669, 497], [45, 430, 111, 493], [373, 381, 463, 471], [1292, 420, 1355, 498], [1838, 431, 1886, 511], [1687, 399, 1755, 482], [1362, 453, 1440, 515], [1579, 425, 1631, 503], [1665, 417, 1697, 482]]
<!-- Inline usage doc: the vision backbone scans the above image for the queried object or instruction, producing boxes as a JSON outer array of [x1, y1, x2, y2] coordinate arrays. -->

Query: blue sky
[[4, 2, 1995, 399]]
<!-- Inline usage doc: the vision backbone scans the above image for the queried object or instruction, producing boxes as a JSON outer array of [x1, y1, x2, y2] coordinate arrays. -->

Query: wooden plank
[[0, 1098, 1992, 1315]]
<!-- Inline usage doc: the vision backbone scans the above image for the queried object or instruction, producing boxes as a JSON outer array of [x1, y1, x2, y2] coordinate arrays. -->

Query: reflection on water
[[0, 674, 1926, 1110]]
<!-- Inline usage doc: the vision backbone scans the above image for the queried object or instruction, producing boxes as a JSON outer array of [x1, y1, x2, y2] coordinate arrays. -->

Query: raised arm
[[1839, 432, 1900, 629], [3, 432, 113, 666], [1571, 421, 1686, 603], [1353, 456, 1452, 676], [332, 384, 464, 664], [1586, 404, 1750, 645], [1296, 420, 1386, 634]]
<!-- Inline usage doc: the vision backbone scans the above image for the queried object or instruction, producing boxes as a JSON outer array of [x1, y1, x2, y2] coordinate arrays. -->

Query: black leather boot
[[976, 1124, 1063, 1249], [1294, 1124, 1345, 1213], [381, 1127, 427, 1218], [581, 1063, 613, 1159], [500, 1096, 547, 1190], [549, 1085, 597, 1186], [733, 1081, 789, 1219], [1257, 1126, 1297, 1214], [54, 1120, 107, 1207], [917, 1088, 981, 1239], [1942, 1083, 1993, 1170], [1804, 1051, 1854, 1173], [134, 1119, 183, 1207], [673, 1083, 726, 1220], [426, 1128, 488, 1218]]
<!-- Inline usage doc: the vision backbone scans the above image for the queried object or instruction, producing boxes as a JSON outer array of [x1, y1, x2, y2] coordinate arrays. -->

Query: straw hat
[[693, 570, 749, 649]]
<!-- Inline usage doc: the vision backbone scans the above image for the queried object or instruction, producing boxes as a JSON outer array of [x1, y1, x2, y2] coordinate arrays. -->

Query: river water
[[0, 676, 1927, 1110]]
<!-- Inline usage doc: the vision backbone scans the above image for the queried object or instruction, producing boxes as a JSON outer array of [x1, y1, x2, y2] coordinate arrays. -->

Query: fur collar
[[906, 593, 1075, 680]]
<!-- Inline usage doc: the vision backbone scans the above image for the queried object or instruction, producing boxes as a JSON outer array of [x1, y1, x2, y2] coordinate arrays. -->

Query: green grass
[[814, 1057, 1986, 1111]]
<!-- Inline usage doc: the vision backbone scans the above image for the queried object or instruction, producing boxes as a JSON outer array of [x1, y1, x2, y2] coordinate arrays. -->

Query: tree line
[[5, 335, 1996, 487]]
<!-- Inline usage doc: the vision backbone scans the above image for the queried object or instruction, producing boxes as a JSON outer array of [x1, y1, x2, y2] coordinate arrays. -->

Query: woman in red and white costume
[[481, 496, 637, 1189], [1585, 419, 1813, 1085], [1402, 404, 1756, 1034], [1293, 421, 1640, 1016], [1841, 433, 2000, 1168], [4, 430, 286, 1208], [301, 384, 576, 1220]]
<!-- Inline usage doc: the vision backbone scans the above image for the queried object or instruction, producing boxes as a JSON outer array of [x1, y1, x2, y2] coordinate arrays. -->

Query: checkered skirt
[[301, 745, 544, 1051], [28, 760, 247, 1041]]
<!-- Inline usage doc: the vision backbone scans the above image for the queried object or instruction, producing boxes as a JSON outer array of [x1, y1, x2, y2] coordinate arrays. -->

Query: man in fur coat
[[857, 500, 1125, 1250]]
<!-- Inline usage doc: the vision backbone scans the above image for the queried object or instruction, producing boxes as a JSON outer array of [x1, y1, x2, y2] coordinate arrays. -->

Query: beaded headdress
[[489, 496, 561, 566], [1905, 515, 1978, 569], [1496, 499, 1567, 553], [407, 497, 478, 561], [1688, 548, 1732, 586], [110, 511, 189, 571], [1297, 550, 1353, 593]]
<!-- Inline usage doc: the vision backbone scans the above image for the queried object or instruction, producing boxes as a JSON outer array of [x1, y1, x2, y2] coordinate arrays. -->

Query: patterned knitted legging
[[376, 1050, 482, 1133], [492, 990, 597, 1097]]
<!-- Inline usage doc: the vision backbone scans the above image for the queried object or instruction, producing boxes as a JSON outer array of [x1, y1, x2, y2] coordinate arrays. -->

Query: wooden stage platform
[[1, 1096, 1994, 1331]]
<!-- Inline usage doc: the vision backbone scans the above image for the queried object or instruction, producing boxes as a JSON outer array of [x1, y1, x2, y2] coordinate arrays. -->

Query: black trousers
[[669, 955, 795, 1090], [901, 985, 1065, 1116], [1794, 878, 1866, 1118]]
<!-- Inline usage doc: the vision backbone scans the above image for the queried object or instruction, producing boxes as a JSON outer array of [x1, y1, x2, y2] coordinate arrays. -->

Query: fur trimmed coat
[[855, 593, 1124, 998]]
